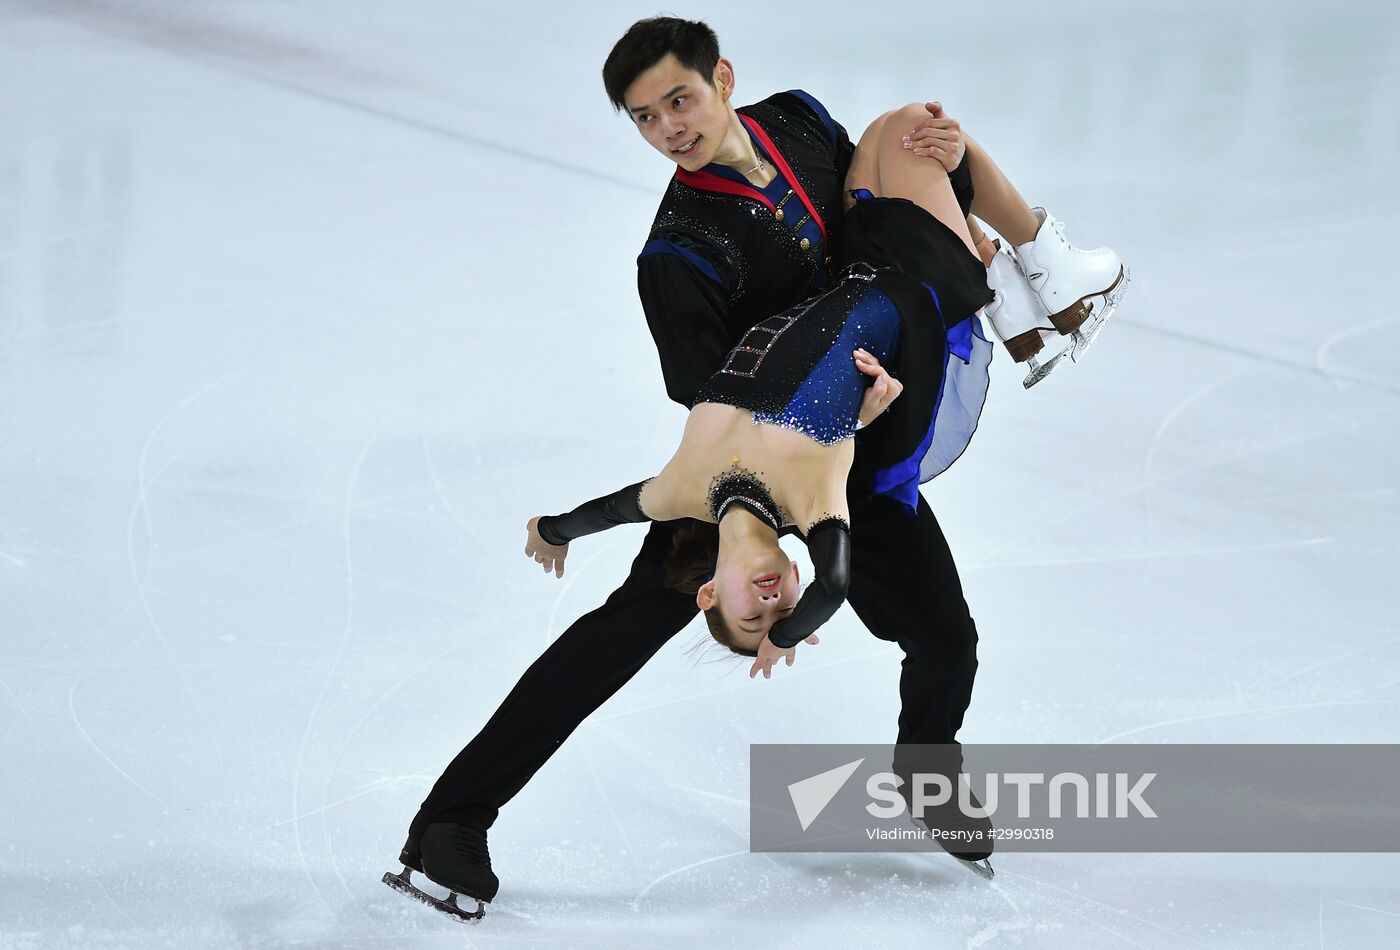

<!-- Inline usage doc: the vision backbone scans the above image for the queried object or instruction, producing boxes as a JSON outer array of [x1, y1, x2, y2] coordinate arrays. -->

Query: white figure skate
[[1013, 208, 1130, 364], [983, 239, 1071, 388]]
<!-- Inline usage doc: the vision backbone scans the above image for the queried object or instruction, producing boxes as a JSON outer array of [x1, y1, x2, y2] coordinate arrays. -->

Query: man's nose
[[662, 116, 685, 139]]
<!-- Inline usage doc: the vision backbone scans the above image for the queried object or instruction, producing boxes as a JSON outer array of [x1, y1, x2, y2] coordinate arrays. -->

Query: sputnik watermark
[[786, 762, 1156, 831], [751, 744, 1400, 852], [865, 770, 1157, 819]]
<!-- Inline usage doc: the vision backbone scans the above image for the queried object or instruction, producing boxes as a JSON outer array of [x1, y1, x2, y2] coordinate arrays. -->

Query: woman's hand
[[903, 101, 964, 173], [750, 632, 820, 680], [525, 516, 568, 578], [855, 348, 903, 427]]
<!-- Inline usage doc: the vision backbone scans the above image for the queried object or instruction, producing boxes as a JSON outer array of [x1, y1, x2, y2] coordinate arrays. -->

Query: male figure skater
[[385, 15, 1125, 920]]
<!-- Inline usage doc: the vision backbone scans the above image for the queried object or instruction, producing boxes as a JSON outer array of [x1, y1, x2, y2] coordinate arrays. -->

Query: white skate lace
[[1050, 216, 1107, 258]]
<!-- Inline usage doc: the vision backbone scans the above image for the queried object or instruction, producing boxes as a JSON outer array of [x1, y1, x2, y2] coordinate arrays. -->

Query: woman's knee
[[859, 103, 923, 143]]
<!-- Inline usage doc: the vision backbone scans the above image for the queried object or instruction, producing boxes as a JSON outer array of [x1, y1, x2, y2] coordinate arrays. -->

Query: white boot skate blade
[[1022, 344, 1073, 389], [1070, 265, 1131, 362]]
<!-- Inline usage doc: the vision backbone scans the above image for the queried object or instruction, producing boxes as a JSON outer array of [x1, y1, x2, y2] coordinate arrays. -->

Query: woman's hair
[[662, 520, 757, 658], [601, 16, 721, 114]]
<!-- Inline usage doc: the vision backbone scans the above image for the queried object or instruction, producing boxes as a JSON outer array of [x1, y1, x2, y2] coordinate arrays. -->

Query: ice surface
[[2, 0, 1398, 947]]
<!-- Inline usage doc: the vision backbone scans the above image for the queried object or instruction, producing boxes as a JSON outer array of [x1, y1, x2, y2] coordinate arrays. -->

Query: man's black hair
[[602, 16, 721, 114]]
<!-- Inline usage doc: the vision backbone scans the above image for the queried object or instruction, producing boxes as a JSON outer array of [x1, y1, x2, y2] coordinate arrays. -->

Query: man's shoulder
[[740, 89, 841, 147], [636, 189, 737, 289]]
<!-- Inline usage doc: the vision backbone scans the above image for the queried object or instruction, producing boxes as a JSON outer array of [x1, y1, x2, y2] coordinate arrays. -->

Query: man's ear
[[714, 58, 735, 100], [696, 579, 716, 610], [791, 559, 800, 585]]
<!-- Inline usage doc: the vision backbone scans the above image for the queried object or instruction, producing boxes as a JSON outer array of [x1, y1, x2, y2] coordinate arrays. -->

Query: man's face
[[622, 53, 734, 170]]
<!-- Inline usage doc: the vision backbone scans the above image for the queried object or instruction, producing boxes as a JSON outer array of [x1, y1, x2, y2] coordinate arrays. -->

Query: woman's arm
[[525, 469, 693, 578], [766, 517, 851, 650]]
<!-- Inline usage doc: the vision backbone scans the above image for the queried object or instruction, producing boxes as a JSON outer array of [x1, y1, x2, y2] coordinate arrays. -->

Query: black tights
[[403, 488, 979, 862]]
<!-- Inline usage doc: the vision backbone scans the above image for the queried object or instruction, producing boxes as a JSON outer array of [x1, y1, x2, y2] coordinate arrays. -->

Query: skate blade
[[955, 856, 996, 881], [382, 866, 485, 922], [1021, 342, 1073, 389], [1070, 265, 1131, 363]]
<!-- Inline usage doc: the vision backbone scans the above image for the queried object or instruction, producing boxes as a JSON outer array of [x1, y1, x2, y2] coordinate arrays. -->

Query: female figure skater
[[524, 104, 999, 679]]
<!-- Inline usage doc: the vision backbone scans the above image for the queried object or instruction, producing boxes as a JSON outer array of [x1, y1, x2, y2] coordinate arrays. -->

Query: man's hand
[[855, 348, 903, 427], [525, 516, 568, 578], [902, 101, 964, 173], [750, 632, 820, 680]]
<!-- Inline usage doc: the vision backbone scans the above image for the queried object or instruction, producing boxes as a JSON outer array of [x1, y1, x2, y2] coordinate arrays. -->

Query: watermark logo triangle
[[787, 757, 865, 831]]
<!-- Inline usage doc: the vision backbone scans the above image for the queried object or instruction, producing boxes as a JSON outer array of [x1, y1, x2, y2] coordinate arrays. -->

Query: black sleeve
[[637, 243, 735, 408], [832, 116, 855, 190], [766, 517, 851, 649], [536, 480, 653, 546], [949, 148, 974, 219]]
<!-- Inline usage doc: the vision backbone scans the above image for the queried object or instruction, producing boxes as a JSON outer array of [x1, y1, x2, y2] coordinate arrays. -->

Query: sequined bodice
[[692, 271, 902, 446], [707, 466, 792, 529]]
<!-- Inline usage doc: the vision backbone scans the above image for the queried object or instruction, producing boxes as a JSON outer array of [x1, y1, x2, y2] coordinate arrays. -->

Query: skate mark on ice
[[1258, 634, 1400, 691], [0, 671, 37, 731], [593, 648, 894, 724], [631, 849, 748, 909], [970, 534, 1332, 571], [1325, 674, 1400, 703], [543, 529, 631, 636], [1096, 698, 1399, 744], [1114, 320, 1400, 397], [1329, 900, 1400, 920], [40, 0, 653, 199], [419, 427, 488, 550], [128, 365, 252, 679], [67, 678, 161, 802], [580, 747, 648, 924], [967, 918, 1034, 948], [1004, 427, 1333, 551], [1140, 368, 1250, 481], [289, 365, 456, 928], [663, 782, 749, 809], [1317, 876, 1325, 950], [272, 774, 431, 829], [996, 867, 1203, 950], [0, 548, 25, 567], [308, 627, 496, 820], [1314, 314, 1400, 382]]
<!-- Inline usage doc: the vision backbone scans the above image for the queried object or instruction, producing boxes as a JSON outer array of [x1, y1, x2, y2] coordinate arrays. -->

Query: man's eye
[[673, 96, 687, 108], [638, 115, 651, 124]]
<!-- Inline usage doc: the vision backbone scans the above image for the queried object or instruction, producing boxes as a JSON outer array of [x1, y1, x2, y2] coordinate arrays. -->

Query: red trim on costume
[[673, 166, 777, 211], [740, 113, 828, 249]]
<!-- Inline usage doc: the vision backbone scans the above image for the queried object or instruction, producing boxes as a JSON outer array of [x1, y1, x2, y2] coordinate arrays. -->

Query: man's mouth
[[755, 573, 780, 589], [672, 134, 701, 156]]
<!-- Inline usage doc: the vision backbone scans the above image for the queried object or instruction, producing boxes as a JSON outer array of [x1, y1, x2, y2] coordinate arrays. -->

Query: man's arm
[[637, 236, 736, 407]]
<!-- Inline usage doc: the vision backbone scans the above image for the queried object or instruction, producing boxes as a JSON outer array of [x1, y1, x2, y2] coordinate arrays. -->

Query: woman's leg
[[962, 133, 1040, 246], [966, 215, 997, 267], [846, 103, 979, 257]]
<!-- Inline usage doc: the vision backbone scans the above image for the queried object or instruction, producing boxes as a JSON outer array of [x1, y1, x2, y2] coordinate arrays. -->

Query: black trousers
[[402, 487, 979, 862]]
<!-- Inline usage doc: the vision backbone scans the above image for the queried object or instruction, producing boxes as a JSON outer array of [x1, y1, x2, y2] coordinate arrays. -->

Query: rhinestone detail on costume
[[707, 467, 790, 529], [804, 513, 851, 537]]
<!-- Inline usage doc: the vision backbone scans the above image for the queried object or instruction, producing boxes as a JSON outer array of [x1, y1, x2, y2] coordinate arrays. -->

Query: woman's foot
[[1013, 208, 1127, 343]]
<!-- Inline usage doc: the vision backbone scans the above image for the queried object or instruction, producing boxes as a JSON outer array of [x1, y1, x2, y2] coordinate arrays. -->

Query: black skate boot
[[382, 820, 495, 922], [894, 747, 995, 881], [419, 822, 500, 903], [398, 810, 429, 873], [915, 797, 996, 881]]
